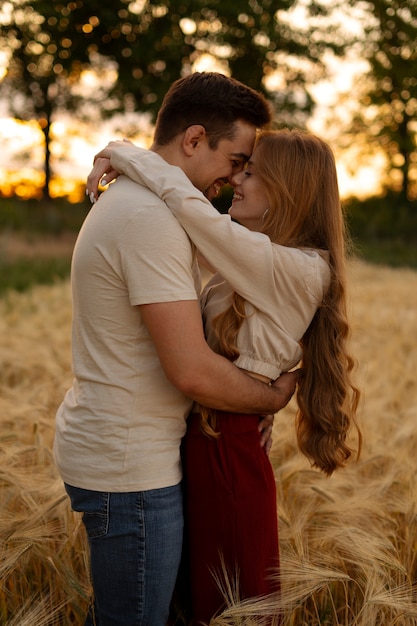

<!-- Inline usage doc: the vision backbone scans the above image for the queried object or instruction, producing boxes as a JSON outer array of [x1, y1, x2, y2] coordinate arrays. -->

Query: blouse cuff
[[235, 354, 282, 381]]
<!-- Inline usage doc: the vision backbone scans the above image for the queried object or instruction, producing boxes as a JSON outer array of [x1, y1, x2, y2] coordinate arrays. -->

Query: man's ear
[[182, 125, 207, 156]]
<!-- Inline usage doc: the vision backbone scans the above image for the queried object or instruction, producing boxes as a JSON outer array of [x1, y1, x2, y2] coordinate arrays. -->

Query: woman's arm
[[109, 144, 317, 312], [88, 143, 328, 316]]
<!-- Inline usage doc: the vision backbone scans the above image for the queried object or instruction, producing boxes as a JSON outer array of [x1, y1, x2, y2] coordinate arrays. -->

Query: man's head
[[152, 72, 272, 199], [154, 72, 271, 148]]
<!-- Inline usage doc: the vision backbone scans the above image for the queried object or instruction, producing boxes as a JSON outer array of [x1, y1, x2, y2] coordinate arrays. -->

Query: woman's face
[[228, 148, 270, 232]]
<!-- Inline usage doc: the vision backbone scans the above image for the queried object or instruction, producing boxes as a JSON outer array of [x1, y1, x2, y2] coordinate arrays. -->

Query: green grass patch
[[353, 239, 417, 269], [0, 196, 83, 296], [1, 194, 417, 297], [0, 196, 89, 234], [0, 256, 71, 296]]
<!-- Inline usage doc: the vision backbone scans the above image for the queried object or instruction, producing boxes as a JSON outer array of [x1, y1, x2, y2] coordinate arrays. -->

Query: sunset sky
[[0, 77, 385, 203], [0, 3, 386, 202]]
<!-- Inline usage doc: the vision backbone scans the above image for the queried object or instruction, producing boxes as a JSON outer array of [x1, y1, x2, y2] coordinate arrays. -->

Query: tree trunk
[[398, 114, 411, 203], [42, 115, 52, 201]]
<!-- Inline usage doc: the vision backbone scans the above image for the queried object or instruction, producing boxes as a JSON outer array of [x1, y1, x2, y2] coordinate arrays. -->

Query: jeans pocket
[[65, 483, 109, 538]]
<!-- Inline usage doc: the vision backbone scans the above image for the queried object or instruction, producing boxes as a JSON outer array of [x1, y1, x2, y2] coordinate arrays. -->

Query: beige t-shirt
[[54, 175, 200, 492], [112, 147, 331, 380]]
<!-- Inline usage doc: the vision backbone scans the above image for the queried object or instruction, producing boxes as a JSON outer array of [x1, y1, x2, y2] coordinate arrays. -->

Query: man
[[54, 72, 298, 626]]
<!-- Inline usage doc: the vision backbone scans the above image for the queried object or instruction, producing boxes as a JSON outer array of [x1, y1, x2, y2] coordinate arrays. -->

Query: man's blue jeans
[[65, 482, 183, 626]]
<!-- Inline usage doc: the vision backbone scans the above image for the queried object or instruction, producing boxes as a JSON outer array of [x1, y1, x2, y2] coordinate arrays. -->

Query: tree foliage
[[0, 0, 353, 198], [348, 0, 417, 201], [0, 0, 115, 198]]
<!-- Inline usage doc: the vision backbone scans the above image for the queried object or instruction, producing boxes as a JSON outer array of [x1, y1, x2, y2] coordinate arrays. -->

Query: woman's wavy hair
[[202, 129, 361, 476]]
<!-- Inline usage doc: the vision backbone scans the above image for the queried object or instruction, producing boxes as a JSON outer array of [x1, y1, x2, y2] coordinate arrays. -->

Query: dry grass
[[1, 258, 417, 624], [1, 232, 77, 261], [0, 283, 91, 624]]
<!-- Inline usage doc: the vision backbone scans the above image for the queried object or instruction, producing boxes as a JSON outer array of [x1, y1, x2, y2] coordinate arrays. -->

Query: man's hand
[[271, 369, 302, 409], [86, 140, 132, 203]]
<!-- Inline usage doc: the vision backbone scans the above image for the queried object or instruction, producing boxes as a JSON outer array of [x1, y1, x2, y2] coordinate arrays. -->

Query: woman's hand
[[258, 414, 274, 456], [86, 140, 132, 203], [259, 369, 303, 455]]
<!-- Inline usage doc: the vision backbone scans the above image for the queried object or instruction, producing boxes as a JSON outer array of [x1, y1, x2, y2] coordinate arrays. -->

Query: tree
[[348, 0, 417, 201], [83, 0, 353, 127], [0, 0, 355, 199], [0, 0, 127, 199]]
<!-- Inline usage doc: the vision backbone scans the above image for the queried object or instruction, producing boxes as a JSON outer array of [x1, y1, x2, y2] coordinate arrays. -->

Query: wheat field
[[1, 258, 417, 625]]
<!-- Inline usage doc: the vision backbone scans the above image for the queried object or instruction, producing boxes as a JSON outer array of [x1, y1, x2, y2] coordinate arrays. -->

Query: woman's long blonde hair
[[202, 128, 361, 476]]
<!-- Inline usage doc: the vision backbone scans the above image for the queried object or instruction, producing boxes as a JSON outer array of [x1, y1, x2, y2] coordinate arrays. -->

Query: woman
[[87, 129, 361, 624]]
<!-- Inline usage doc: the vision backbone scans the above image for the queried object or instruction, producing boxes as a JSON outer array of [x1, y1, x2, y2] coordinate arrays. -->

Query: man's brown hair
[[153, 72, 272, 148]]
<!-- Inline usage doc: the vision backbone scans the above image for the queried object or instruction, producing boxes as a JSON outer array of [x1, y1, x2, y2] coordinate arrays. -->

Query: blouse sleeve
[[110, 145, 330, 316]]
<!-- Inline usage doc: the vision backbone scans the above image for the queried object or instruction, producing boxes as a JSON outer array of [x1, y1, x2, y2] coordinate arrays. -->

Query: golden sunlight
[[0, 112, 154, 201], [192, 53, 230, 75], [0, 111, 386, 202], [0, 34, 382, 203], [0, 54, 7, 80]]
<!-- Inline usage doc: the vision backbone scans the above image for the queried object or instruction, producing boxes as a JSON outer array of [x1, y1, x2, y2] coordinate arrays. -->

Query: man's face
[[192, 120, 256, 200]]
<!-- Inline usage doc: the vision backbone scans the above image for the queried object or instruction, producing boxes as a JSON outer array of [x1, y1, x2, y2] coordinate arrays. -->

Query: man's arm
[[140, 299, 298, 415]]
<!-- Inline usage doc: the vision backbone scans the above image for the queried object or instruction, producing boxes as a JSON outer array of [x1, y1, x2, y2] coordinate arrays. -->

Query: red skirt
[[182, 412, 280, 625]]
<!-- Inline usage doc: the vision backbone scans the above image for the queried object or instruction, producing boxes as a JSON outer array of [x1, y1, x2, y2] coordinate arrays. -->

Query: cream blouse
[[111, 146, 331, 381]]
